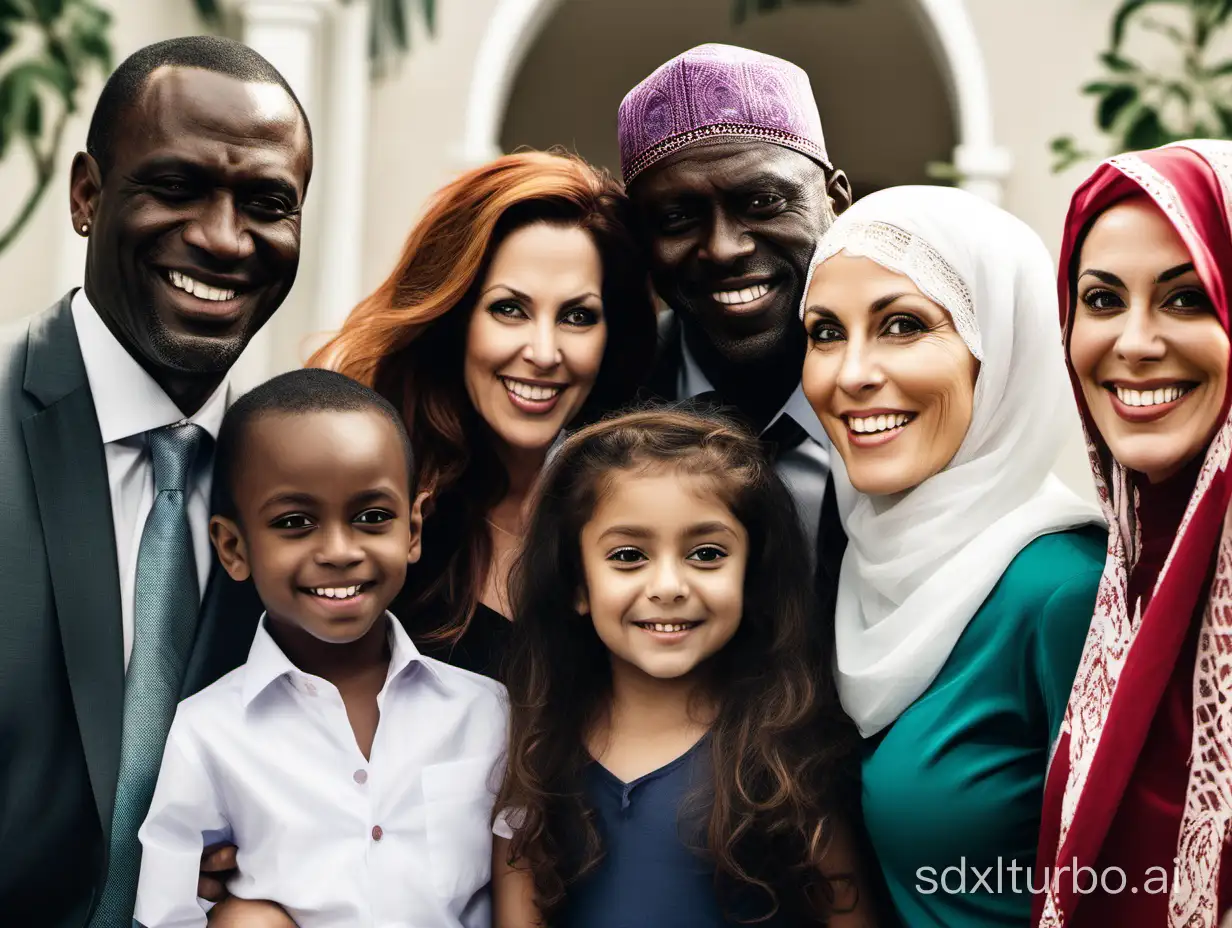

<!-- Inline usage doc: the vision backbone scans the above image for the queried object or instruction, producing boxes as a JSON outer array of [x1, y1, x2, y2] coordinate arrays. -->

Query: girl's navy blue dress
[[559, 736, 795, 927]]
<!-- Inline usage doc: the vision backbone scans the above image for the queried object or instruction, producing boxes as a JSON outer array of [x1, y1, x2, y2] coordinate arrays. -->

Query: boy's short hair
[[213, 368, 414, 520]]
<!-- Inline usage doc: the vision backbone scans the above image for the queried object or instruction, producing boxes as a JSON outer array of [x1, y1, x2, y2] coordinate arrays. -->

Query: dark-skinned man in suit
[[0, 36, 311, 926]]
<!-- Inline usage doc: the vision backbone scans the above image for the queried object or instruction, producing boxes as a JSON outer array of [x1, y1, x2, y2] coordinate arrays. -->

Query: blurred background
[[5, 0, 1231, 499]]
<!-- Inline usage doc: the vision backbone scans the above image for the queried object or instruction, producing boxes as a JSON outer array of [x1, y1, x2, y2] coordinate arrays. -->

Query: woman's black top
[[394, 593, 511, 682]]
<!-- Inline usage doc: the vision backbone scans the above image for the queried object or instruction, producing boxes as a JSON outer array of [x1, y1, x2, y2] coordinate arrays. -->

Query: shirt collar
[[677, 331, 828, 446], [71, 288, 229, 445], [240, 611, 438, 708]]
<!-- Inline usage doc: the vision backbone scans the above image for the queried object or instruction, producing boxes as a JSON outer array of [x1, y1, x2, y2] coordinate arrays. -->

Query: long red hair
[[308, 150, 657, 643]]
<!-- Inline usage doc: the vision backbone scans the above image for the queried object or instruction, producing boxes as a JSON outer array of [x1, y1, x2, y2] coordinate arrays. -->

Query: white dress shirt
[[677, 337, 831, 546], [134, 613, 509, 928], [71, 289, 227, 671]]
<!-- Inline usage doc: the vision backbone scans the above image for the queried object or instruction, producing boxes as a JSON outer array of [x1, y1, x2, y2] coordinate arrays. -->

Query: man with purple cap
[[618, 43, 852, 575]]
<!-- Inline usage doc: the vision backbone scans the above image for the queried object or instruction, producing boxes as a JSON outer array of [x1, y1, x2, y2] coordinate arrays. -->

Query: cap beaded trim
[[623, 122, 832, 186]]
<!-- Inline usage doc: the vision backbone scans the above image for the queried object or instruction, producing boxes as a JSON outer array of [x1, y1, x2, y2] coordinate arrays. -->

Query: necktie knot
[[148, 422, 205, 494]]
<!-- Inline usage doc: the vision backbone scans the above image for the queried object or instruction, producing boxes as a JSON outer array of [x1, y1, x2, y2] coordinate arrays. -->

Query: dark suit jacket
[[641, 308, 847, 609], [0, 293, 262, 926]]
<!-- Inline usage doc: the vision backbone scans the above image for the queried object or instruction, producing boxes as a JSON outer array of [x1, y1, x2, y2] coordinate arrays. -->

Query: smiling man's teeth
[[848, 413, 912, 434], [311, 585, 362, 599], [1115, 384, 1192, 407], [713, 283, 771, 306], [502, 378, 563, 402], [168, 269, 237, 302]]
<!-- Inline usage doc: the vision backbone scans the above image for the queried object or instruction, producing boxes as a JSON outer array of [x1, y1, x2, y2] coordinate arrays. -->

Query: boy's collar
[[240, 611, 440, 707]]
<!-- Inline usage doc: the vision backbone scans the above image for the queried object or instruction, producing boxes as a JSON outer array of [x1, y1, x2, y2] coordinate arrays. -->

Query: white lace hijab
[[800, 186, 1103, 738]]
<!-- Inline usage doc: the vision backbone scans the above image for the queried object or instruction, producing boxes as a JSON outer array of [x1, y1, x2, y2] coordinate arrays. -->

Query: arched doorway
[[463, 0, 1009, 203]]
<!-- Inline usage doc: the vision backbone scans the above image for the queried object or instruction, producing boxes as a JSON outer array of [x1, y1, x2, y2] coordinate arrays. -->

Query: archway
[[462, 0, 1009, 203]]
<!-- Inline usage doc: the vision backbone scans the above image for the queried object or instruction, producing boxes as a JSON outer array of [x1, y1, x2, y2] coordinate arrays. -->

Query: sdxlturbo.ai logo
[[916, 858, 1173, 896]]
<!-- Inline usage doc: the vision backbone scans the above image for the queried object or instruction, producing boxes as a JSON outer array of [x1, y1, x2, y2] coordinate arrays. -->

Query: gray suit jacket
[[0, 293, 261, 925]]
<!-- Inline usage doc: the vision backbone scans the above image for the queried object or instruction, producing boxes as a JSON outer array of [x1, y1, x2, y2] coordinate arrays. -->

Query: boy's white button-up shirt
[[134, 613, 508, 928]]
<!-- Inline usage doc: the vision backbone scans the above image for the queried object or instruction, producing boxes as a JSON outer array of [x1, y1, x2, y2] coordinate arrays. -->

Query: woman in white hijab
[[800, 186, 1103, 928]]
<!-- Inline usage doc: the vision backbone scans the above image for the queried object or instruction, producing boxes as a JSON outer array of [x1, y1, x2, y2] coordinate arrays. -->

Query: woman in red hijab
[[1036, 140, 1232, 927]]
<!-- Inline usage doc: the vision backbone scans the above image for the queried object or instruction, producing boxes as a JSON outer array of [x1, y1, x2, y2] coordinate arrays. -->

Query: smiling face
[[1070, 197, 1230, 482], [801, 253, 978, 496], [210, 408, 422, 647], [464, 221, 608, 456], [630, 140, 846, 366], [577, 467, 748, 683], [72, 66, 310, 382]]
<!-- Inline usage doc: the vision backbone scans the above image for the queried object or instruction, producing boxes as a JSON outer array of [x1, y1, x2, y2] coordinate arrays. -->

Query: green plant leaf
[[1101, 51, 1142, 72], [47, 39, 70, 72], [1049, 135, 1092, 173], [23, 92, 41, 136], [191, 0, 222, 24], [422, 0, 436, 33], [1162, 80, 1194, 103], [77, 29, 111, 69], [1111, 0, 1187, 50], [1099, 84, 1140, 129], [18, 59, 75, 100], [1215, 105, 1232, 136], [1081, 80, 1125, 95], [0, 71, 15, 161], [924, 160, 960, 182], [1124, 105, 1168, 149], [0, 0, 22, 23], [30, 0, 65, 24], [0, 25, 12, 58], [1207, 58, 1232, 76], [390, 0, 409, 50], [3, 65, 37, 144]]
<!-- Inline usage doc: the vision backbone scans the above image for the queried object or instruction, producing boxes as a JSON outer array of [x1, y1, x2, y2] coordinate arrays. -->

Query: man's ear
[[209, 515, 251, 582], [70, 151, 101, 237], [407, 490, 429, 565], [826, 168, 854, 217]]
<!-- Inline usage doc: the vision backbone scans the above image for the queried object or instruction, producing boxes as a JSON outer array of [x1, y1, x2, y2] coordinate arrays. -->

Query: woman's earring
[[80, 222, 89, 234]]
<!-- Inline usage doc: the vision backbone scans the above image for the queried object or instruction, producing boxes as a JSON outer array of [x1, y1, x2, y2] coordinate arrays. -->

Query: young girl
[[493, 408, 876, 927]]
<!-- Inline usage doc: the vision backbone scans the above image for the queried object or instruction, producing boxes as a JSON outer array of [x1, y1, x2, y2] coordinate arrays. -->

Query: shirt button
[[371, 825, 383, 841], [353, 769, 368, 785]]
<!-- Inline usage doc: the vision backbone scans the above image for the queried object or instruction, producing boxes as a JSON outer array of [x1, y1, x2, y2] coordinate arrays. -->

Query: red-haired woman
[[308, 151, 657, 680]]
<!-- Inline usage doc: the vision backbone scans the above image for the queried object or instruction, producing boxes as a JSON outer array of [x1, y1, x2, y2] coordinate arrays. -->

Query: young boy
[[134, 369, 507, 928]]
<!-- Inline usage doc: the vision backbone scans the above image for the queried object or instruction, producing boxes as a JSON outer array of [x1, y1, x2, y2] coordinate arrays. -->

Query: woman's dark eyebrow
[[871, 293, 911, 313], [560, 293, 602, 307], [480, 284, 530, 301], [1078, 269, 1125, 288], [1156, 262, 1195, 284], [803, 294, 911, 319]]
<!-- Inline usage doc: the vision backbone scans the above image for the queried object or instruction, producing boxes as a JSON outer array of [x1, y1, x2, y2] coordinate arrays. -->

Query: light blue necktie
[[90, 422, 205, 927]]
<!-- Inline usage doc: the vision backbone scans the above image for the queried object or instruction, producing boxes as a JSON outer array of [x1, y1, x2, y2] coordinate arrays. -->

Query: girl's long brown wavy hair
[[307, 151, 656, 643], [498, 406, 860, 924]]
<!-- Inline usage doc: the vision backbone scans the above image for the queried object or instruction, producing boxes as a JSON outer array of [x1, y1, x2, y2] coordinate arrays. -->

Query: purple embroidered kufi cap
[[618, 43, 831, 186]]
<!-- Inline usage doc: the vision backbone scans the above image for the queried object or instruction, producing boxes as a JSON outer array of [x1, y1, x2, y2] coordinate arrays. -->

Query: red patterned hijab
[[1036, 140, 1232, 927]]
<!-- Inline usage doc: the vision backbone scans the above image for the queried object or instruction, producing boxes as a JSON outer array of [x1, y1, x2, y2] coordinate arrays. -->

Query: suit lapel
[[181, 566, 260, 698], [645, 310, 682, 401], [21, 294, 124, 834], [181, 381, 261, 698]]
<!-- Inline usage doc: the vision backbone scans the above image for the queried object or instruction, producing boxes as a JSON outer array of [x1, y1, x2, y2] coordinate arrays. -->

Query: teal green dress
[[861, 527, 1105, 928]]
